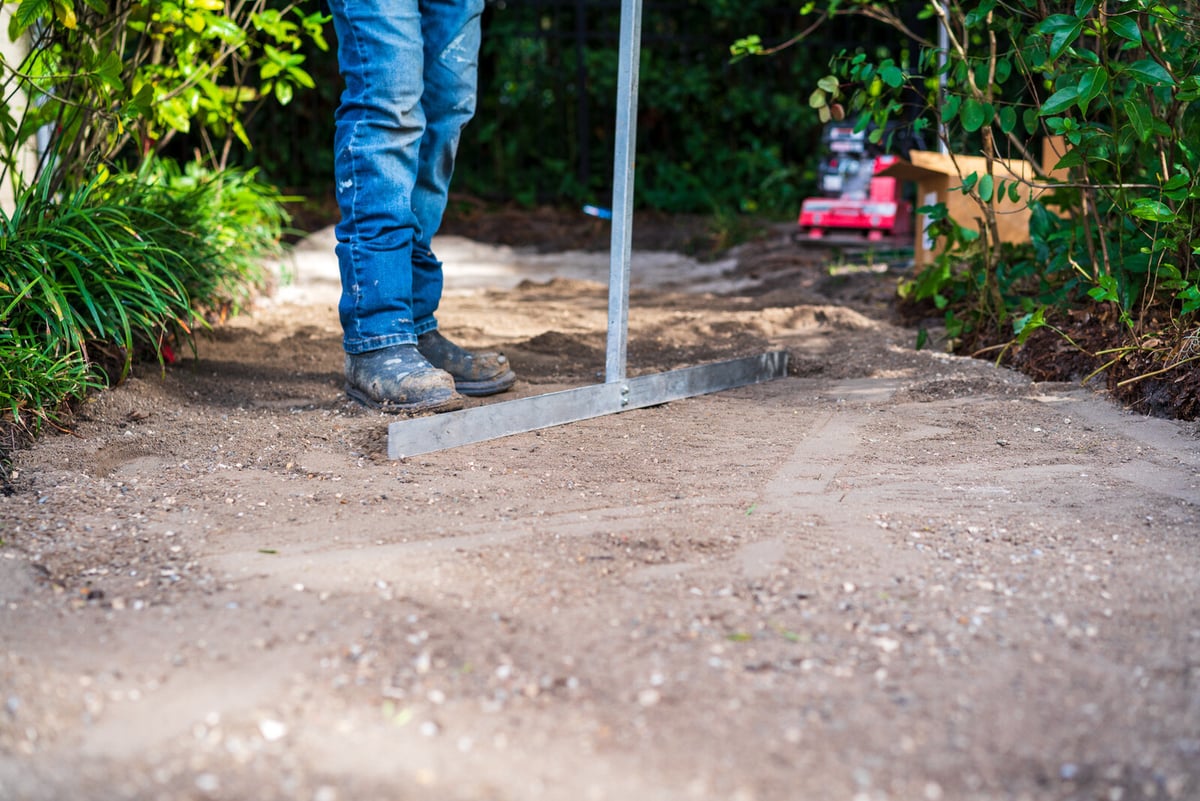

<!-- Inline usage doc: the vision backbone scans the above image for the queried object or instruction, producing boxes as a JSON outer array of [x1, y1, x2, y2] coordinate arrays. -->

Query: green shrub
[[1, 0, 328, 192], [771, 0, 1199, 357], [0, 158, 289, 433], [0, 330, 99, 433], [0, 169, 195, 366], [103, 159, 291, 319]]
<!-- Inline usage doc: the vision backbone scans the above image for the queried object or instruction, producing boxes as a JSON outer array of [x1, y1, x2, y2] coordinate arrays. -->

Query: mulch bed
[[1002, 305, 1199, 420]]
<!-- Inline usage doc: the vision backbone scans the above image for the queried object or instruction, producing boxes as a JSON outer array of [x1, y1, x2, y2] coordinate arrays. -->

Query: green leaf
[[960, 98, 988, 132], [880, 64, 905, 88], [1124, 59, 1175, 87], [965, 0, 997, 27], [288, 67, 316, 90], [1036, 13, 1080, 35], [817, 75, 839, 94], [978, 173, 995, 202], [1158, 263, 1182, 281], [1053, 149, 1086, 170], [1023, 107, 1040, 134], [1161, 172, 1190, 193], [207, 16, 245, 45], [1040, 86, 1080, 116], [998, 105, 1017, 134], [1037, 14, 1083, 59], [1077, 67, 1108, 113], [13, 0, 52, 36], [1013, 307, 1046, 344], [941, 94, 961, 123], [1123, 97, 1153, 142], [1107, 15, 1141, 43], [184, 11, 206, 33], [1180, 285, 1200, 315], [1129, 198, 1174, 222], [1149, 4, 1179, 25], [97, 51, 125, 92], [157, 97, 192, 133], [994, 58, 1012, 84]]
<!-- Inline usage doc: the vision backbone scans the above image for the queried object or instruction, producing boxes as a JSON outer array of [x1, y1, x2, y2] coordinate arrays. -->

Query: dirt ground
[[2, 217, 1199, 801]]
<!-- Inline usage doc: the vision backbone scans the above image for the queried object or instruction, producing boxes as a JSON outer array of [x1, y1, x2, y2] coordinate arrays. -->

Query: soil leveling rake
[[386, 0, 787, 459]]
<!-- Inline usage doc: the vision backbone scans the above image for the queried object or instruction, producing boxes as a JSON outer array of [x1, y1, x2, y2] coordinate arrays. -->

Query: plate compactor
[[796, 122, 914, 246]]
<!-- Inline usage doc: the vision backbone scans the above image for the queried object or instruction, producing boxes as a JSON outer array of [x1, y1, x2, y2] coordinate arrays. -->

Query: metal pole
[[937, 12, 949, 155], [605, 0, 642, 383], [384, 0, 787, 459]]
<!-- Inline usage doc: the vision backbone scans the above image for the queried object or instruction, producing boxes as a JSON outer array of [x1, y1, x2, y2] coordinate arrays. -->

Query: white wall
[[1, 10, 37, 215]]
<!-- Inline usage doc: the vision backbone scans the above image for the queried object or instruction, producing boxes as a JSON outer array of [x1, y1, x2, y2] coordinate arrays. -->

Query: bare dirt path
[[2, 227, 1199, 801]]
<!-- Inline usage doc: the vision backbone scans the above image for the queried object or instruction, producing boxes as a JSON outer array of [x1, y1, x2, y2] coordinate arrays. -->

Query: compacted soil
[[2, 220, 1198, 801]]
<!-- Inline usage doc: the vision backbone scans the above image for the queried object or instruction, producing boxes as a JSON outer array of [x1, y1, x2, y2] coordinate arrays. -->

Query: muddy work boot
[[344, 344, 465, 413], [417, 330, 517, 397]]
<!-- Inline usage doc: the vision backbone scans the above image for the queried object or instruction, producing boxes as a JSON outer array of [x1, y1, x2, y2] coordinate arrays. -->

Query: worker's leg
[[329, 0, 426, 353], [407, 0, 516, 397], [330, 0, 462, 411], [410, 0, 486, 332]]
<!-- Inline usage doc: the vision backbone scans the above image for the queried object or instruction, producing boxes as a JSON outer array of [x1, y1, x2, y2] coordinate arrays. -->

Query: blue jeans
[[329, 0, 485, 354]]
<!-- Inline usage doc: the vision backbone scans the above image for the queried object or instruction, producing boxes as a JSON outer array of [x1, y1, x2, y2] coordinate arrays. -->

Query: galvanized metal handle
[[605, 0, 643, 384]]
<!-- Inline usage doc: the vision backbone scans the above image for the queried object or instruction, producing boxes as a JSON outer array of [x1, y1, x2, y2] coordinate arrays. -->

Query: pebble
[[195, 773, 220, 793], [258, 719, 288, 742]]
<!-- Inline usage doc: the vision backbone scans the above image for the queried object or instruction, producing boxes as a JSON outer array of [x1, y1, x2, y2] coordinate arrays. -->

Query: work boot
[[344, 344, 465, 413], [417, 330, 517, 397]]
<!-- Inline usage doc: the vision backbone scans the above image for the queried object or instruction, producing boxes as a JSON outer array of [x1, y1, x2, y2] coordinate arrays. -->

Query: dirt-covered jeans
[[329, 0, 484, 354]]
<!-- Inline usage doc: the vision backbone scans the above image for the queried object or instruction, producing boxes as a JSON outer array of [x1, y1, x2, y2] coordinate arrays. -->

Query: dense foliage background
[[241, 0, 917, 217]]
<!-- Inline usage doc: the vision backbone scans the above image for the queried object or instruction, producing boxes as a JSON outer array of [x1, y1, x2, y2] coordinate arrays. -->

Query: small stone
[[258, 719, 287, 742], [637, 688, 661, 707], [873, 637, 900, 653], [195, 773, 220, 793]]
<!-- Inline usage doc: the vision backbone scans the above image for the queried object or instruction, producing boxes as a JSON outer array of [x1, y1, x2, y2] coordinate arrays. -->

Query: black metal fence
[[242, 0, 919, 215]]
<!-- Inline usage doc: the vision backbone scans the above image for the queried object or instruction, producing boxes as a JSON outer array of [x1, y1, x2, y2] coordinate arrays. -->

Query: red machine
[[797, 123, 912, 244]]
